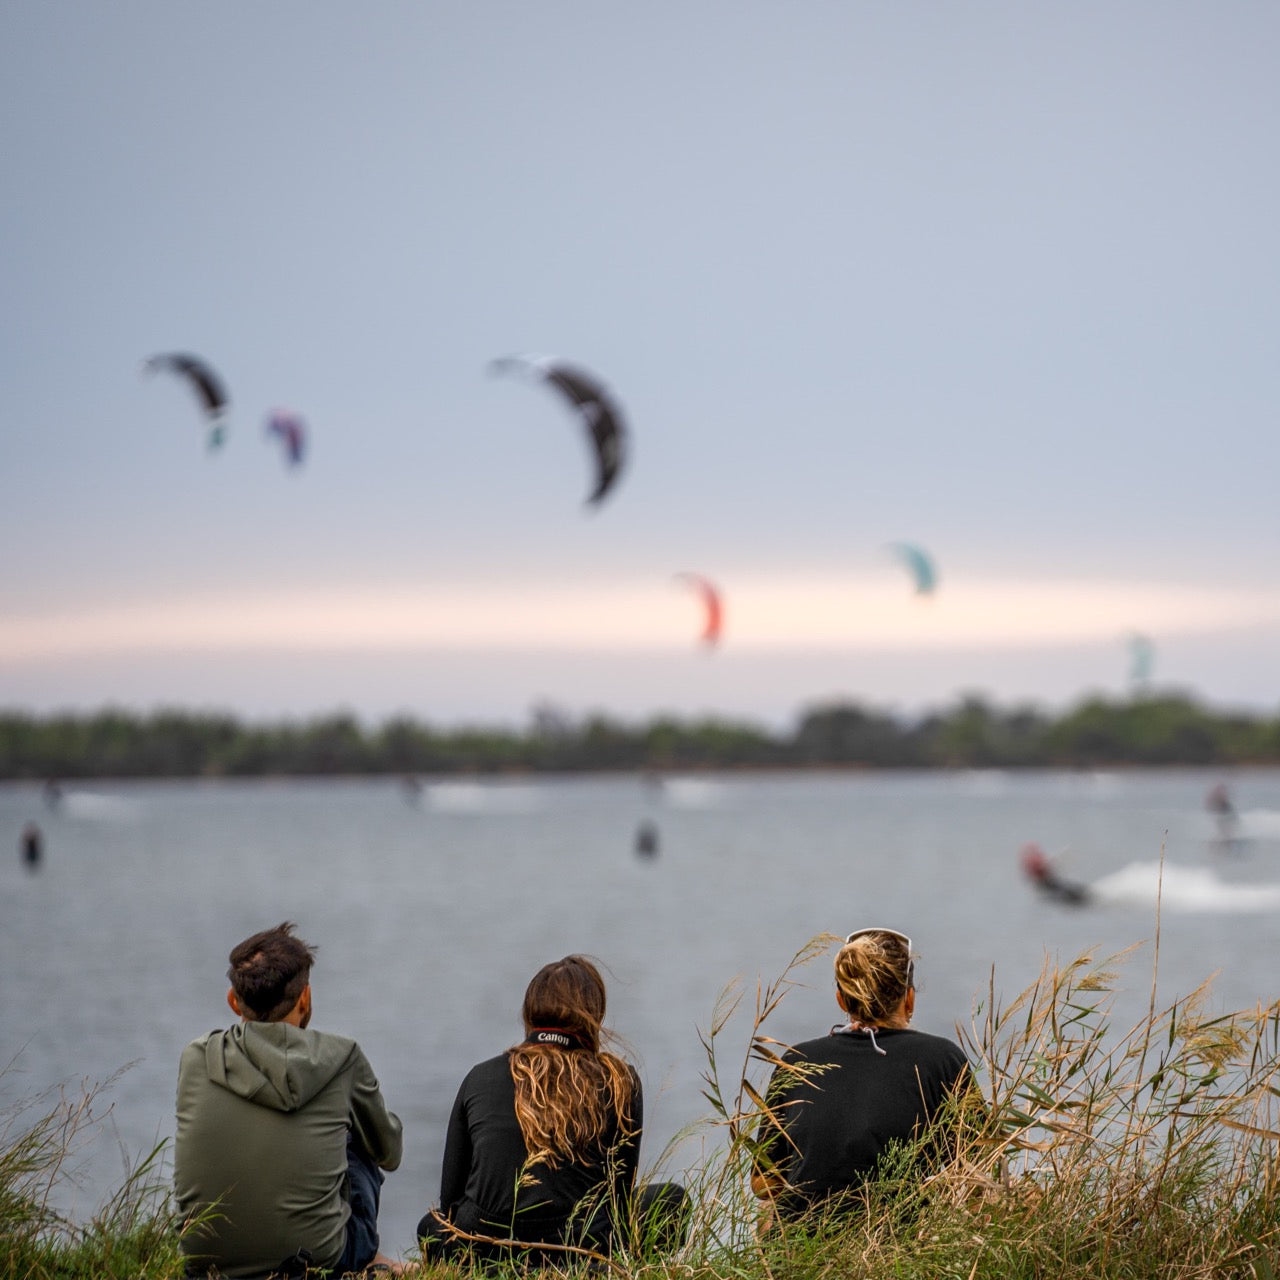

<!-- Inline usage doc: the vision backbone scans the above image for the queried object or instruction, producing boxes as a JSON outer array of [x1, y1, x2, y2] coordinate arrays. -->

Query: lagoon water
[[3, 769, 1280, 1257]]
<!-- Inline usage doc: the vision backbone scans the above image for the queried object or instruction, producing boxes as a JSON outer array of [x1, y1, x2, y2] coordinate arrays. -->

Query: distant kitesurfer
[[1206, 783, 1241, 850], [21, 822, 42, 871], [43, 779, 63, 811], [635, 820, 660, 859], [1020, 843, 1090, 907]]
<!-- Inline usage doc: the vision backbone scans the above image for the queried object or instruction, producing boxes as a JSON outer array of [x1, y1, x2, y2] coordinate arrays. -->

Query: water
[[3, 768, 1279, 1258]]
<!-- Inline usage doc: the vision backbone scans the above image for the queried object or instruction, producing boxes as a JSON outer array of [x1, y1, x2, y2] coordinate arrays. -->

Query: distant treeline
[[3, 693, 1280, 779]]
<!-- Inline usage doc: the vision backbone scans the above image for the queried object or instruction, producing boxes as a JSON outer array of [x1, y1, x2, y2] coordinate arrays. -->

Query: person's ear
[[227, 988, 245, 1019], [905, 987, 916, 1021], [835, 988, 849, 1013]]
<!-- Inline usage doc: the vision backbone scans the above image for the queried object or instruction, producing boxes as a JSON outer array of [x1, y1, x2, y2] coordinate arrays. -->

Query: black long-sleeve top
[[435, 1051, 642, 1244], [760, 1026, 970, 1219]]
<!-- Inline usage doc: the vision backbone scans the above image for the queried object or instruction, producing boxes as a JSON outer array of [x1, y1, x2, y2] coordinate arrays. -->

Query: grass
[[0, 1074, 183, 1279], [5, 936, 1279, 1279], [670, 934, 1280, 1280]]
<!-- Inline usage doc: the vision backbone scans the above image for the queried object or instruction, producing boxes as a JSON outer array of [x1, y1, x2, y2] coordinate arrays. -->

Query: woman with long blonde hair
[[752, 928, 971, 1221], [417, 955, 683, 1263]]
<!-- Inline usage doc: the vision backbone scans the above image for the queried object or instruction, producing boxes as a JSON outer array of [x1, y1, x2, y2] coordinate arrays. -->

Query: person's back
[[755, 929, 970, 1222], [418, 955, 685, 1264], [175, 922, 403, 1278], [435, 1047, 639, 1247], [763, 1026, 967, 1218]]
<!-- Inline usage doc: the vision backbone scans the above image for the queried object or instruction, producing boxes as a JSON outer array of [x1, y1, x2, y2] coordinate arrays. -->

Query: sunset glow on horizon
[[2, 573, 1275, 662]]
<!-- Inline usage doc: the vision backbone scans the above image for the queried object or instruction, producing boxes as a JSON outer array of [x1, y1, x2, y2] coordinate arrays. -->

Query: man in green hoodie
[[175, 922, 404, 1277]]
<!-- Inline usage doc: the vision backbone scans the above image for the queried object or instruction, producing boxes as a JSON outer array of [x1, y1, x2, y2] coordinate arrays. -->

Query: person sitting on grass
[[175, 921, 404, 1278], [417, 954, 687, 1266], [752, 927, 972, 1223]]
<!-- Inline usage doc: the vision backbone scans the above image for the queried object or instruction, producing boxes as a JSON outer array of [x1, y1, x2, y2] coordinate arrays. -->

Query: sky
[[3, 3, 1279, 729]]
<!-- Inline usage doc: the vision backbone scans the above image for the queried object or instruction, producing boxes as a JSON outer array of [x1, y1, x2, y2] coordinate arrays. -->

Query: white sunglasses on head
[[844, 928, 915, 984]]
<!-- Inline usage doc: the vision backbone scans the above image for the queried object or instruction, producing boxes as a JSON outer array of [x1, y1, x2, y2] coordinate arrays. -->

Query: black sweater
[[760, 1026, 970, 1217], [434, 1051, 641, 1244]]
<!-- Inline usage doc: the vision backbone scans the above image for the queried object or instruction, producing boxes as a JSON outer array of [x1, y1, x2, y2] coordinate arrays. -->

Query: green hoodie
[[175, 1021, 403, 1278]]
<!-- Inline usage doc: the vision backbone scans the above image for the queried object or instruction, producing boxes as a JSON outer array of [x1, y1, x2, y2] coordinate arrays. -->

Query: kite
[[266, 409, 306, 468], [675, 572, 723, 647], [489, 354, 627, 505], [143, 352, 229, 450], [889, 542, 937, 595]]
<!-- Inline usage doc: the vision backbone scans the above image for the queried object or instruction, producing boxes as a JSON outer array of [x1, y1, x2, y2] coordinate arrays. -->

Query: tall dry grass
[[4, 929, 1279, 1278], [660, 931, 1280, 1280]]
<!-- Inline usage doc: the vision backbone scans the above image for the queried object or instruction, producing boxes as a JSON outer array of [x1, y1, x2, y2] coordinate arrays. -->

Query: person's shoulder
[[255, 1021, 362, 1066], [178, 1028, 223, 1065], [598, 1049, 638, 1083], [463, 1052, 516, 1087], [302, 1025, 360, 1057], [779, 1033, 839, 1064], [618, 1059, 642, 1100], [899, 1028, 969, 1071], [896, 1027, 961, 1049], [322, 1027, 375, 1075]]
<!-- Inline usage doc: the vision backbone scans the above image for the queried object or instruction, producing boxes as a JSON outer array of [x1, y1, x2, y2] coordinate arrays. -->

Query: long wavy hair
[[508, 955, 635, 1168]]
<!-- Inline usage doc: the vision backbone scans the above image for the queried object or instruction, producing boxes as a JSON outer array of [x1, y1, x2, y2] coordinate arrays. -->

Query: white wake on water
[[58, 791, 140, 822], [1091, 860, 1280, 912], [1236, 808, 1280, 838], [659, 778, 725, 809], [424, 781, 546, 813]]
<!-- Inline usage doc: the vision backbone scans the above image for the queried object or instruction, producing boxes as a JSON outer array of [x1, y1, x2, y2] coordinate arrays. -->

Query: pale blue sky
[[3, 4, 1279, 726]]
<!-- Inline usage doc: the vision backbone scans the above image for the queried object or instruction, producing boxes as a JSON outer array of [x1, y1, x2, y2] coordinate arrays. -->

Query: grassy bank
[[6, 940, 1279, 1279]]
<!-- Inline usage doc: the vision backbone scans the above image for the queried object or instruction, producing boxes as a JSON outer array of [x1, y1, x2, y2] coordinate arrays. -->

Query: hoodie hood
[[202, 1021, 358, 1113]]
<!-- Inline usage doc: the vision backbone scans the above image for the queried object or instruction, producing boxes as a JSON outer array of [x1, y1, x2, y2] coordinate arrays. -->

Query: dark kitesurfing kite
[[889, 542, 937, 595], [489, 354, 627, 506], [143, 352, 229, 450], [266, 409, 306, 468], [675, 572, 724, 647]]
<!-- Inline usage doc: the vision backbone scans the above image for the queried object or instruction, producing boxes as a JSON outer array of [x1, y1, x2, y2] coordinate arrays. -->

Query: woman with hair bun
[[752, 929, 971, 1221], [417, 955, 684, 1264]]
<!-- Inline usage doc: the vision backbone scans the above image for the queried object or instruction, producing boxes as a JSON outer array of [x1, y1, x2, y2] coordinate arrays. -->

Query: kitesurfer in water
[[1206, 783, 1241, 851], [634, 820, 659, 859], [21, 822, 42, 871], [1020, 843, 1090, 906]]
